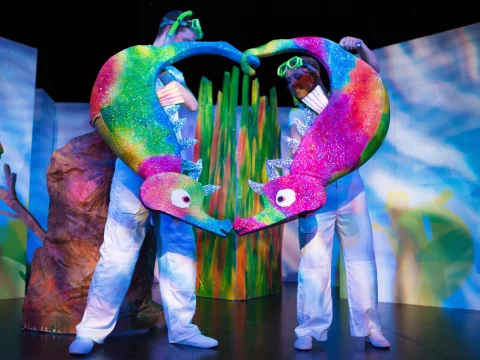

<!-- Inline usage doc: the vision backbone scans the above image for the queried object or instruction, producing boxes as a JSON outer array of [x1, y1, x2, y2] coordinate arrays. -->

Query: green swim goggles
[[277, 56, 318, 77], [164, 10, 203, 40]]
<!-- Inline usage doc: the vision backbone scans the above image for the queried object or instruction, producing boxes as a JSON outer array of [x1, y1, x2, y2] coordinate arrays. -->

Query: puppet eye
[[171, 189, 191, 208], [276, 189, 296, 207]]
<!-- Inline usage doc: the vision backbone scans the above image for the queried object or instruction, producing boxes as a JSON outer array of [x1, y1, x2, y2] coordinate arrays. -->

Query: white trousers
[[76, 158, 200, 343], [295, 170, 381, 340]]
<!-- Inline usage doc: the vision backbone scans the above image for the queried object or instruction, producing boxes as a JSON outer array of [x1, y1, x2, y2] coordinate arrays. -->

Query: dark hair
[[298, 56, 321, 73]]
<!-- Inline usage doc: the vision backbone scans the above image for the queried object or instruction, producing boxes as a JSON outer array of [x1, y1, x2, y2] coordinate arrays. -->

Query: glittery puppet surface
[[90, 41, 258, 236], [140, 172, 232, 235], [288, 37, 389, 185], [91, 41, 258, 174], [233, 174, 326, 235], [234, 37, 390, 235]]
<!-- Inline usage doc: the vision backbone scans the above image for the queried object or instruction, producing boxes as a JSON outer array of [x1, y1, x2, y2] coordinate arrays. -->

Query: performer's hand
[[339, 36, 363, 51]]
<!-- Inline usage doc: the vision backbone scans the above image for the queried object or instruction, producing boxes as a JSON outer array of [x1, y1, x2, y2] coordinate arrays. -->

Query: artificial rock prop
[[18, 130, 163, 334]]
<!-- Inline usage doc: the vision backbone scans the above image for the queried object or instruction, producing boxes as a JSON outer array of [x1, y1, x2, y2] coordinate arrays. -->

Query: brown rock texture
[[21, 130, 164, 334]]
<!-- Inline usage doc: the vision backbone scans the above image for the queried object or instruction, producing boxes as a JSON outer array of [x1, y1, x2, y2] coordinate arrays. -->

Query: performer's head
[[154, 10, 203, 46], [277, 55, 326, 103]]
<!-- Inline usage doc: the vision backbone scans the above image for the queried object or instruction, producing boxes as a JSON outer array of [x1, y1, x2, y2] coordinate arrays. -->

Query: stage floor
[[1, 282, 478, 359]]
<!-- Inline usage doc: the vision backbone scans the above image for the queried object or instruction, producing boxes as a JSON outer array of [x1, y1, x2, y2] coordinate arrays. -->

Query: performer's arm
[[288, 108, 305, 156], [175, 82, 198, 111], [339, 36, 381, 74], [160, 68, 198, 112], [289, 124, 302, 156]]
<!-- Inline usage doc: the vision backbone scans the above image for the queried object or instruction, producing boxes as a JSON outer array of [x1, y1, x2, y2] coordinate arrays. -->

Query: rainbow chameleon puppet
[[90, 41, 259, 237], [233, 37, 390, 235]]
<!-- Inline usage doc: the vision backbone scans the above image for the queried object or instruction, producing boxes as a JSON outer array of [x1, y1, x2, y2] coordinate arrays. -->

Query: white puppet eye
[[171, 189, 191, 208], [276, 189, 296, 207]]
